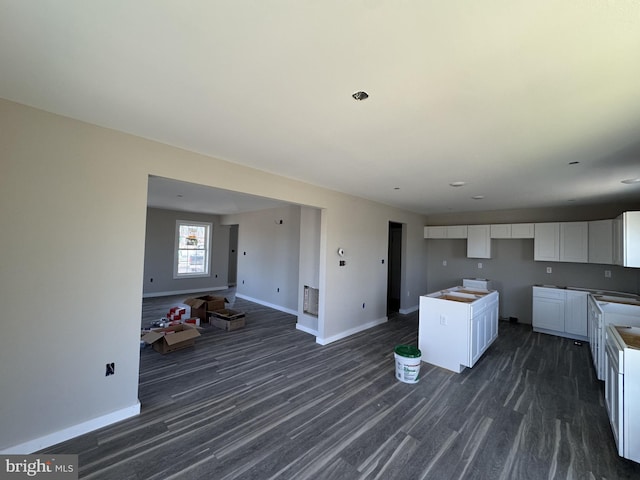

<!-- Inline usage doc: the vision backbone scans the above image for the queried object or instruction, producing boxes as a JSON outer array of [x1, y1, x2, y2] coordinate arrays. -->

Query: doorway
[[387, 222, 403, 314]]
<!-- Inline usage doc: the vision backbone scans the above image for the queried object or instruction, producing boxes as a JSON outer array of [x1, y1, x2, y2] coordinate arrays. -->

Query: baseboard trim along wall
[[235, 294, 298, 316], [142, 286, 229, 298], [295, 323, 318, 336], [399, 304, 419, 315], [0, 402, 141, 454], [315, 317, 388, 346]]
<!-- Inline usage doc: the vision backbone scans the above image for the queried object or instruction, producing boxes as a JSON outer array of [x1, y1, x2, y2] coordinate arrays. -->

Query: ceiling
[[2, 1, 640, 216]]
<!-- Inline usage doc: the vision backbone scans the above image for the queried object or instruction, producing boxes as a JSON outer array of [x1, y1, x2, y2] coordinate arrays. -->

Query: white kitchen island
[[419, 286, 499, 373]]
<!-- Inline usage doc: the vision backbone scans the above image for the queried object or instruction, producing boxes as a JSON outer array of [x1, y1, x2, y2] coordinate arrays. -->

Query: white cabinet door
[[447, 225, 468, 239], [425, 226, 446, 238], [565, 290, 588, 337], [534, 223, 560, 261], [511, 223, 535, 238], [532, 287, 565, 331], [425, 225, 468, 239], [589, 219, 613, 264], [490, 224, 511, 238], [560, 222, 588, 263], [467, 225, 491, 258], [470, 309, 483, 366], [605, 342, 622, 455], [622, 211, 640, 268]]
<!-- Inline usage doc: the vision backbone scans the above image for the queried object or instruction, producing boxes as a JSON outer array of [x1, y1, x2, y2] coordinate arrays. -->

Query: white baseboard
[[234, 294, 298, 316], [399, 304, 419, 315], [142, 286, 228, 298], [295, 323, 318, 336], [1, 402, 141, 454], [315, 317, 388, 345]]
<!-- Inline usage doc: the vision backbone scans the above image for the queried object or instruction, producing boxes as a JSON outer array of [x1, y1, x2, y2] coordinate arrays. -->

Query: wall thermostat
[[337, 248, 345, 257]]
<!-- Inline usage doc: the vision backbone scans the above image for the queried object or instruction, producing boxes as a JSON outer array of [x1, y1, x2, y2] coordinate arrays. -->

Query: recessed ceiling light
[[352, 91, 369, 101], [449, 181, 466, 187], [568, 161, 580, 165], [472, 195, 485, 200], [621, 178, 640, 184]]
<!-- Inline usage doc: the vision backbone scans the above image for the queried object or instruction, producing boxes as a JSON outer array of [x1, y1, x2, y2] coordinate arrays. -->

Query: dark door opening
[[387, 222, 402, 314]]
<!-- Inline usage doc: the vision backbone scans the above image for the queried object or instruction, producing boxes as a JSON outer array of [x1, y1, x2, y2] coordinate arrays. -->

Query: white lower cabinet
[[532, 287, 588, 341], [532, 287, 565, 331], [565, 290, 588, 337], [605, 325, 640, 463]]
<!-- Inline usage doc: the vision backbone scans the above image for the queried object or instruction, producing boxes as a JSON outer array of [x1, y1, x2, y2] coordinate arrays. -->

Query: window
[[174, 220, 212, 278]]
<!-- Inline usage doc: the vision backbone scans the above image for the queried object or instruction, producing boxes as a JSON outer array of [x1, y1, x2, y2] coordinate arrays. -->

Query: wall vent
[[303, 285, 319, 317]]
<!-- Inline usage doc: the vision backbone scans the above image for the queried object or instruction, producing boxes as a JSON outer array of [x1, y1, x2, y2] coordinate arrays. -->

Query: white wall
[[142, 208, 230, 296], [223, 205, 301, 313], [298, 206, 322, 333], [0, 98, 430, 452]]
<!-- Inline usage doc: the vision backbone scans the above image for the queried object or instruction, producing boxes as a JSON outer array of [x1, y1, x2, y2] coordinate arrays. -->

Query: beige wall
[[0, 98, 429, 451]]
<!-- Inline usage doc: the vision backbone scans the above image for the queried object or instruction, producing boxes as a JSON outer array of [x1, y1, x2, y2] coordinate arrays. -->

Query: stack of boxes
[[141, 294, 246, 354]]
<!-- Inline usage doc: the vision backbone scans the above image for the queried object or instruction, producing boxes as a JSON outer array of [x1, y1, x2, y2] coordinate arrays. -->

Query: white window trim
[[173, 220, 212, 279]]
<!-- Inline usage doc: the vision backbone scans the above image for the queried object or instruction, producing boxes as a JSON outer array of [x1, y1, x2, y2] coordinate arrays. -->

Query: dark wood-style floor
[[42, 289, 640, 479]]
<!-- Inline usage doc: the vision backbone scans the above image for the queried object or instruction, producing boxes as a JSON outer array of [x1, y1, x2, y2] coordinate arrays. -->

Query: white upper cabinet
[[535, 222, 588, 262], [490, 224, 511, 239], [446, 225, 468, 239], [424, 226, 446, 238], [467, 225, 491, 258], [560, 222, 588, 263], [511, 223, 534, 238], [588, 219, 613, 264], [490, 223, 534, 239], [614, 211, 640, 267], [534, 223, 560, 261], [424, 225, 467, 239]]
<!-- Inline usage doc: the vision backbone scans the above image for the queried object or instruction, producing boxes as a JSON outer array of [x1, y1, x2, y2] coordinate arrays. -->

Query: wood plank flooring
[[41, 289, 640, 479]]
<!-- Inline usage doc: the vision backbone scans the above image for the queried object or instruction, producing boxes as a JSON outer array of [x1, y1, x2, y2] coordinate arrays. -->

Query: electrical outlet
[[478, 262, 483, 269], [546, 267, 552, 274], [442, 260, 447, 266], [605, 270, 612, 278], [439, 315, 447, 326]]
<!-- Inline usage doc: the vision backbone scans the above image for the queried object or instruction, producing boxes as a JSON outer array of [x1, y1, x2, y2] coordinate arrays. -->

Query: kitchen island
[[419, 286, 499, 373]]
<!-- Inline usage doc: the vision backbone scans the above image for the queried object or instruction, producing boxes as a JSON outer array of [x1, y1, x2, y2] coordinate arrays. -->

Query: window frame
[[173, 220, 212, 279]]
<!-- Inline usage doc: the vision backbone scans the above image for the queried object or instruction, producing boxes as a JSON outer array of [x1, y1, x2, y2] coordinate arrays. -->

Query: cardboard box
[[184, 295, 228, 323], [210, 309, 246, 331], [183, 317, 201, 327], [141, 323, 201, 354]]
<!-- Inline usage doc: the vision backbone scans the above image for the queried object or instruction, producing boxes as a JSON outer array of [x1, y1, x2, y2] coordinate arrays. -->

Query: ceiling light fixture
[[352, 91, 369, 101], [449, 181, 466, 187], [621, 178, 640, 184], [472, 195, 485, 200]]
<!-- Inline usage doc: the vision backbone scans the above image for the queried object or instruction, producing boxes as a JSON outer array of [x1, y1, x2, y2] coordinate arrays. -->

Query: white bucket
[[394, 345, 422, 384]]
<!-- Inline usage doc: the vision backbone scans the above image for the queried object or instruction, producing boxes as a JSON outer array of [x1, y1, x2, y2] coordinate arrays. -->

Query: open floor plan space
[[42, 295, 640, 479]]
